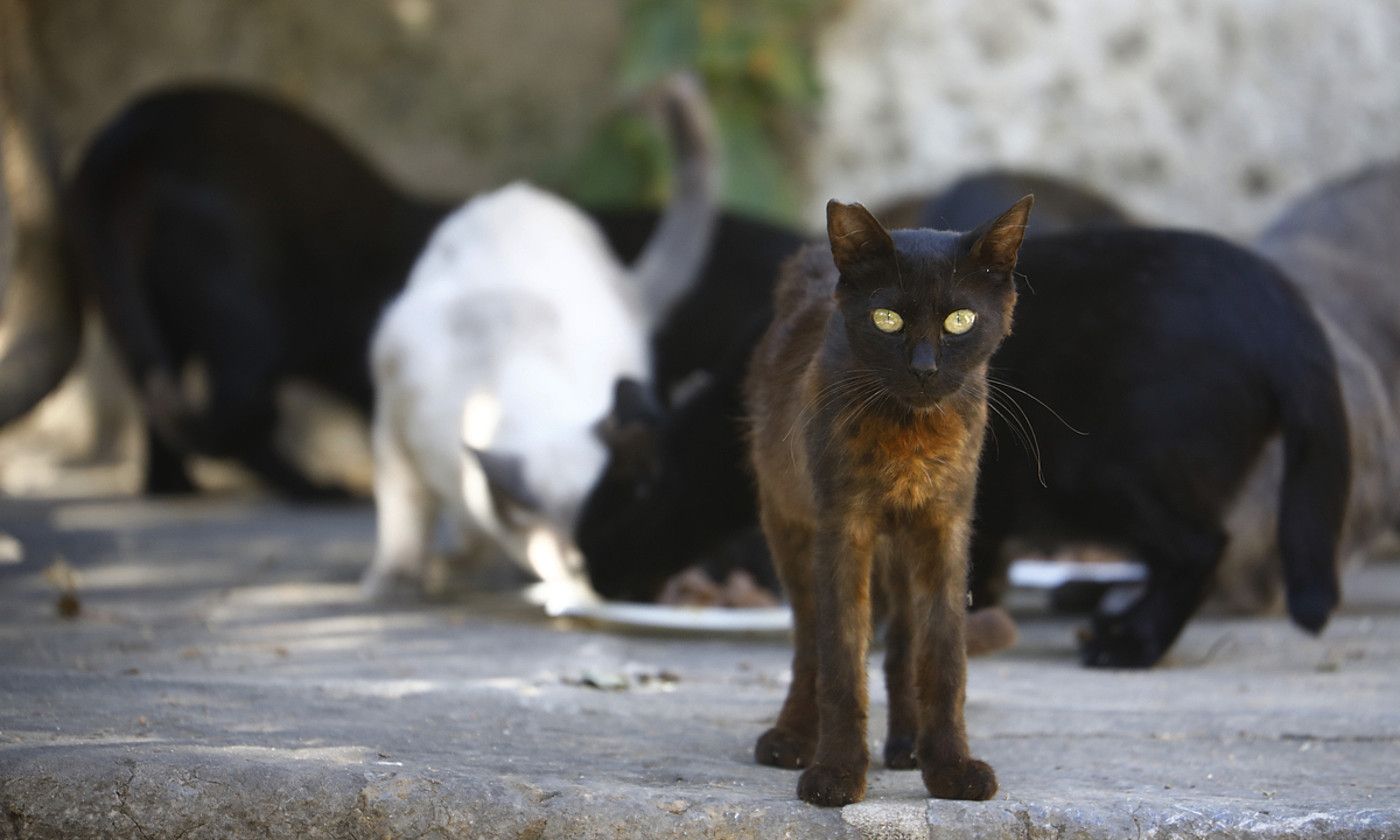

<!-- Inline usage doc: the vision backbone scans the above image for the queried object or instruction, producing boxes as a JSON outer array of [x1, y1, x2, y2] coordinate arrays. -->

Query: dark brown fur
[[745, 198, 1031, 805]]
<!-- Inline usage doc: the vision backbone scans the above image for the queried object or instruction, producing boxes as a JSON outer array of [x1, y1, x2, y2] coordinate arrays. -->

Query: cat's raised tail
[[626, 72, 720, 329]]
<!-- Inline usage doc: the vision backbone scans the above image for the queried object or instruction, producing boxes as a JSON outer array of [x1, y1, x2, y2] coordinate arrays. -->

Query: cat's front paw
[[1078, 613, 1165, 668], [883, 736, 918, 770], [755, 726, 814, 769], [359, 566, 423, 603], [797, 763, 866, 807], [922, 757, 997, 801]]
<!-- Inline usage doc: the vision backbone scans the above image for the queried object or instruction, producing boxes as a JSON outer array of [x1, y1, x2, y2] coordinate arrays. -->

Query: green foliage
[[553, 0, 838, 225]]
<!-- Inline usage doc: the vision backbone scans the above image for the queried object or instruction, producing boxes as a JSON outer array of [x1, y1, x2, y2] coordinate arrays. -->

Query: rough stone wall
[[812, 0, 1400, 236], [31, 0, 626, 198]]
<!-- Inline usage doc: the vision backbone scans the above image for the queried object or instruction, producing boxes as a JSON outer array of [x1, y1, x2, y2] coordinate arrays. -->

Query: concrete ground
[[0, 497, 1396, 839]]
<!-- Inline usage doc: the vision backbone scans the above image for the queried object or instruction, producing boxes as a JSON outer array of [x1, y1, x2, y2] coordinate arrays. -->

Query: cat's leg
[[754, 504, 818, 770], [966, 500, 1012, 610], [362, 412, 438, 600], [148, 199, 343, 501], [142, 425, 198, 494], [1080, 498, 1225, 667], [796, 516, 875, 807], [194, 343, 349, 500], [901, 524, 998, 801], [878, 545, 919, 769]]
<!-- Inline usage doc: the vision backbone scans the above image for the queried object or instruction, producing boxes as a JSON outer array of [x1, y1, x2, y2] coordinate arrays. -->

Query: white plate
[[553, 600, 793, 633], [1008, 558, 1147, 589]]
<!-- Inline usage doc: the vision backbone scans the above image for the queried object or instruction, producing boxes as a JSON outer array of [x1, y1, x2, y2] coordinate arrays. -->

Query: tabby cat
[[745, 197, 1033, 805]]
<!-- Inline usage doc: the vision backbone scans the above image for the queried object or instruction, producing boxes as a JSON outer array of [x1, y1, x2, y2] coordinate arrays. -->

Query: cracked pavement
[[0, 497, 1397, 839]]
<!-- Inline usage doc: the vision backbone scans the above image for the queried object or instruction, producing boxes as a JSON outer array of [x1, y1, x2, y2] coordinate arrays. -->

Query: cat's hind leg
[[753, 504, 818, 771], [362, 410, 438, 600], [142, 425, 198, 494], [1079, 488, 1226, 668]]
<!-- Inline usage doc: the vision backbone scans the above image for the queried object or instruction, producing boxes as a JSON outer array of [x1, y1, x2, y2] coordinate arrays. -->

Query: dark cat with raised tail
[[64, 85, 453, 498], [746, 196, 1033, 806]]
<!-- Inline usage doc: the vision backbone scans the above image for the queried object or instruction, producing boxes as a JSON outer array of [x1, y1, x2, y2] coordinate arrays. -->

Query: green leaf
[[619, 0, 701, 91]]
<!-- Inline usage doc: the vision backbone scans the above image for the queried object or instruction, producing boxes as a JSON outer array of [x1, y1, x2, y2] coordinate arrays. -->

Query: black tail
[[1272, 326, 1350, 633], [65, 130, 191, 448]]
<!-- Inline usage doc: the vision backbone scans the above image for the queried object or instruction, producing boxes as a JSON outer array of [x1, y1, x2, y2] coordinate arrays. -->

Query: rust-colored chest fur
[[844, 405, 984, 513]]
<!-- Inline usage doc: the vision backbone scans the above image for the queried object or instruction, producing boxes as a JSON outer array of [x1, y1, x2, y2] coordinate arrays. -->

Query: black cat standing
[[746, 198, 1033, 805]]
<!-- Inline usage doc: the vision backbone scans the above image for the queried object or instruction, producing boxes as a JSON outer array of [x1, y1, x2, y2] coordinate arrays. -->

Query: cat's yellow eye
[[943, 309, 976, 335], [871, 308, 904, 333]]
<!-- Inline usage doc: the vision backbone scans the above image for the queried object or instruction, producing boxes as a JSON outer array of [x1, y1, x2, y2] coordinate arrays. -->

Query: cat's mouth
[[905, 376, 958, 407]]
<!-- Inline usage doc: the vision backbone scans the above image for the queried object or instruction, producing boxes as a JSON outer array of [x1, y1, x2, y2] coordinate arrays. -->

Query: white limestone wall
[[811, 0, 1400, 235]]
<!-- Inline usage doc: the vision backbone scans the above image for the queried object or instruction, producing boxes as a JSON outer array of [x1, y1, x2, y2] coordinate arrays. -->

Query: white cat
[[362, 76, 717, 608]]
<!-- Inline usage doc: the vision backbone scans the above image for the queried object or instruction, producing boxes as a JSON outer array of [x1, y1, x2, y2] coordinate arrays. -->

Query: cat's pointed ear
[[594, 378, 661, 446], [827, 200, 894, 273], [593, 378, 662, 481], [967, 194, 1034, 272], [468, 446, 543, 514], [612, 378, 661, 427]]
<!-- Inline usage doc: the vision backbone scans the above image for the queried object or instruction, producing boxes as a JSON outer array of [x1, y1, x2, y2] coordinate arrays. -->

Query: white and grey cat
[[361, 75, 718, 607]]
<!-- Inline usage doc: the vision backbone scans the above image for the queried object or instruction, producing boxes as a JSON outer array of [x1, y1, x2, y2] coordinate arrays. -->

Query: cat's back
[[1257, 161, 1400, 370], [73, 85, 399, 208], [747, 245, 836, 406], [1011, 228, 1321, 362], [744, 245, 838, 507], [988, 227, 1338, 488], [69, 84, 429, 310], [391, 183, 638, 355], [373, 182, 646, 429], [404, 182, 622, 300]]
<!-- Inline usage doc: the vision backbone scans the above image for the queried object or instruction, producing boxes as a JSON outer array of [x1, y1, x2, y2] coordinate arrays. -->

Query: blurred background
[[3, 0, 1400, 497]]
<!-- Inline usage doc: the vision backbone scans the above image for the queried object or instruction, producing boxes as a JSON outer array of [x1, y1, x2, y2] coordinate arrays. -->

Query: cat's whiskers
[[986, 374, 1088, 436], [783, 371, 885, 466], [817, 379, 890, 465], [985, 382, 1046, 487], [1012, 268, 1033, 294], [787, 374, 879, 445], [983, 392, 1028, 461], [839, 380, 890, 430]]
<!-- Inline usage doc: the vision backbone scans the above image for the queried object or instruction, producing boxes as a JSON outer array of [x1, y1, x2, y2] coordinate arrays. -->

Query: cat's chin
[[902, 389, 961, 414]]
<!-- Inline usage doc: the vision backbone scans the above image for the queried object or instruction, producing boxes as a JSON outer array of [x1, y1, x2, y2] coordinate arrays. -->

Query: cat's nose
[[910, 341, 939, 377]]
